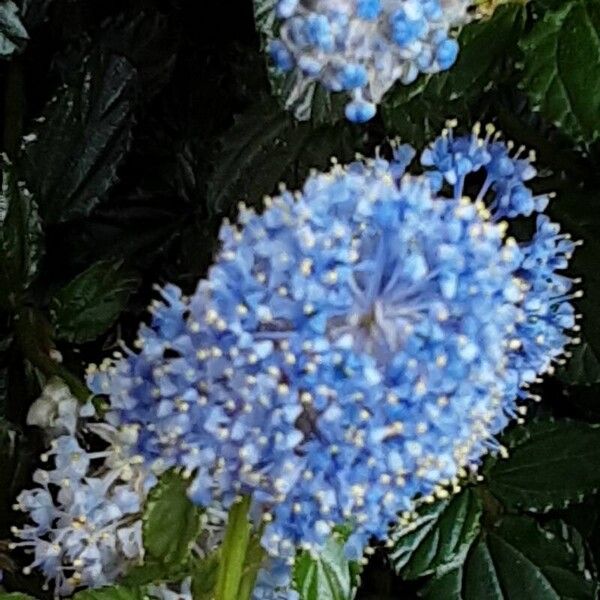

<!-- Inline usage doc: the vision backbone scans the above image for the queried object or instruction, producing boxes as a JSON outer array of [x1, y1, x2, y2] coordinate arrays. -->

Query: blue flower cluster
[[269, 0, 473, 122], [11, 382, 157, 595], [87, 125, 577, 594]]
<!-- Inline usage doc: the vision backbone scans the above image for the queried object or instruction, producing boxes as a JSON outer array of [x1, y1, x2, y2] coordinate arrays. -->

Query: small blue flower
[[357, 0, 381, 20], [345, 98, 377, 122], [435, 38, 459, 69]]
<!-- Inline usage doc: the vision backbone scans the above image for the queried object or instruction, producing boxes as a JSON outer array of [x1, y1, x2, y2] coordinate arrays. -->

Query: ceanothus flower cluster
[[269, 0, 473, 122], [11, 381, 157, 595], [87, 124, 578, 593]]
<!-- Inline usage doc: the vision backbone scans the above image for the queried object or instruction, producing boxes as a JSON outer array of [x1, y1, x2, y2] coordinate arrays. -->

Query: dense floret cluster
[[269, 0, 473, 122], [85, 124, 578, 595], [11, 407, 152, 595]]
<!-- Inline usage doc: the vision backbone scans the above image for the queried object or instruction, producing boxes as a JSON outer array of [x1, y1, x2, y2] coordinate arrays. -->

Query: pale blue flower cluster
[[87, 124, 577, 593], [269, 0, 473, 122], [11, 389, 155, 595]]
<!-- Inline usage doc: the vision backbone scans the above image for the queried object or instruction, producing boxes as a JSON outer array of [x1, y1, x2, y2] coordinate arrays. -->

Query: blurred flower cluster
[[269, 0, 474, 121]]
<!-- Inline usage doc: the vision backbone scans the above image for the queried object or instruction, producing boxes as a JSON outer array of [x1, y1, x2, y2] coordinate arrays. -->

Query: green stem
[[216, 496, 253, 600]]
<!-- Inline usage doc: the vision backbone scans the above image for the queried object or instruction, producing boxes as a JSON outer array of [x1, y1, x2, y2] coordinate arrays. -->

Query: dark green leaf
[[488, 420, 600, 512], [548, 189, 600, 382], [559, 343, 600, 386], [99, 11, 178, 97], [18, 0, 52, 29], [419, 567, 463, 600], [143, 471, 203, 567], [72, 586, 143, 600], [207, 98, 358, 214], [382, 4, 526, 145], [0, 594, 35, 600], [22, 54, 136, 224], [50, 260, 140, 343], [421, 517, 597, 599], [519, 0, 600, 143], [0, 166, 43, 308], [0, 1, 28, 58], [191, 552, 219, 600], [294, 536, 358, 600], [120, 559, 191, 587], [207, 99, 290, 214], [389, 488, 482, 579], [0, 418, 35, 535]]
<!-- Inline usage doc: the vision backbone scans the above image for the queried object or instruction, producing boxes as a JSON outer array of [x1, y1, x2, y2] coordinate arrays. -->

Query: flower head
[[88, 124, 577, 566], [269, 0, 474, 122]]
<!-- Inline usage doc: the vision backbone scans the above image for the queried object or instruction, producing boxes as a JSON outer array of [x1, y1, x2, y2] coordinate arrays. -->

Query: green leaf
[[519, 0, 600, 143], [143, 471, 204, 567], [0, 594, 35, 599], [22, 54, 136, 224], [389, 488, 482, 579], [294, 536, 358, 600], [0, 418, 34, 535], [419, 567, 463, 600], [548, 189, 600, 383], [50, 260, 139, 343], [421, 517, 597, 599], [0, 166, 43, 308], [382, 4, 526, 145], [72, 586, 143, 600], [191, 552, 220, 600], [0, 1, 28, 58], [207, 98, 358, 214], [558, 343, 600, 386], [488, 420, 600, 512], [18, 0, 53, 29]]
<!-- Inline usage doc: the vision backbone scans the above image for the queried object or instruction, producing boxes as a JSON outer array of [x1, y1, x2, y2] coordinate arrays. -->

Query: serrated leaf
[[382, 4, 526, 145], [0, 1, 28, 58], [294, 536, 357, 600], [559, 343, 600, 386], [72, 586, 143, 600], [143, 471, 203, 567], [519, 0, 600, 143], [0, 166, 43, 308], [389, 488, 482, 580], [207, 98, 358, 214], [50, 260, 139, 343], [421, 517, 597, 599], [22, 54, 136, 224], [207, 100, 290, 214], [488, 420, 600, 512], [99, 11, 177, 97]]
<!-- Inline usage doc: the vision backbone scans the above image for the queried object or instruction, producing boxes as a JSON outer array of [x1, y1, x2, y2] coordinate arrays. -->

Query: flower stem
[[216, 495, 253, 600]]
